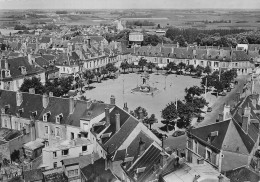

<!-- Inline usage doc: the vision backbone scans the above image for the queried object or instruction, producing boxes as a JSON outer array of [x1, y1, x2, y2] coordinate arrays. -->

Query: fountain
[[131, 71, 159, 94]]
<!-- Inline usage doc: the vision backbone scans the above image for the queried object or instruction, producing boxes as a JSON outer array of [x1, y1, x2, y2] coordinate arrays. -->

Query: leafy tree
[[184, 86, 203, 103], [130, 62, 135, 73], [20, 77, 45, 94], [203, 65, 212, 75], [166, 62, 176, 72], [120, 62, 129, 73], [144, 114, 157, 130], [133, 106, 148, 119], [106, 63, 118, 77], [138, 58, 147, 71], [83, 70, 95, 89], [173, 35, 187, 47], [101, 68, 108, 79], [155, 66, 160, 74], [185, 65, 195, 75], [161, 101, 178, 122], [214, 80, 224, 94], [178, 62, 186, 70], [160, 120, 175, 132], [146, 62, 155, 72], [95, 71, 101, 82]]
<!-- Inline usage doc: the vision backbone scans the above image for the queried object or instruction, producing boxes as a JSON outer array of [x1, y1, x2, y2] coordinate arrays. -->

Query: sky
[[0, 0, 260, 9]]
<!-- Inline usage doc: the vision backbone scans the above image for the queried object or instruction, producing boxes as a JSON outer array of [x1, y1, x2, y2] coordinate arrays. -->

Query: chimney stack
[[69, 97, 75, 114], [115, 112, 120, 132], [138, 137, 146, 156], [123, 103, 128, 112], [42, 93, 49, 109], [105, 107, 110, 126], [242, 107, 251, 133], [223, 104, 231, 121], [16, 90, 23, 107], [139, 109, 144, 120], [218, 113, 223, 122], [29, 88, 35, 94], [110, 95, 115, 105]]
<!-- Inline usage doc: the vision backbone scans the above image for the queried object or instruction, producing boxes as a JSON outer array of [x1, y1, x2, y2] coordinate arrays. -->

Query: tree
[[120, 61, 130, 73], [203, 65, 212, 75], [178, 62, 186, 71], [160, 120, 175, 132], [155, 66, 160, 75], [130, 62, 135, 73], [184, 86, 203, 103], [146, 62, 155, 72], [133, 106, 148, 119], [174, 35, 187, 47], [214, 80, 224, 94], [166, 62, 176, 72], [83, 70, 95, 89], [101, 68, 108, 79], [106, 63, 118, 77], [185, 65, 195, 75], [138, 58, 147, 71], [161, 102, 178, 122], [144, 114, 157, 130], [20, 77, 45, 94], [95, 71, 101, 82]]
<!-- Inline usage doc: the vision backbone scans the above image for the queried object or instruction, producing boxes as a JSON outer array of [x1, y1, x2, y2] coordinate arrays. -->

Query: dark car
[[207, 107, 212, 112], [172, 130, 185, 137], [197, 115, 205, 122], [219, 92, 227, 96]]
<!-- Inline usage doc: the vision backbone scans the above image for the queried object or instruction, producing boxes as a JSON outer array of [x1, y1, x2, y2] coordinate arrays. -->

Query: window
[[53, 151, 57, 158], [43, 114, 47, 122], [55, 127, 60, 137], [45, 126, 49, 134], [82, 146, 87, 152], [83, 123, 88, 131], [71, 132, 74, 140], [68, 169, 79, 177], [62, 149, 69, 156], [53, 162, 57, 168]]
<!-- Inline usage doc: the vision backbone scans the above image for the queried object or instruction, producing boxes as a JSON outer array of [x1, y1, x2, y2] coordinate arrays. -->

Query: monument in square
[[132, 71, 158, 94]]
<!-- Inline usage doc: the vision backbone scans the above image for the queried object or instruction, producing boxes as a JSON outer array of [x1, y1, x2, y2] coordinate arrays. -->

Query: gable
[[222, 120, 250, 155]]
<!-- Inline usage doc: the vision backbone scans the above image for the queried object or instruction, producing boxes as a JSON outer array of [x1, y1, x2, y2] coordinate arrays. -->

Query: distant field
[[0, 9, 259, 30]]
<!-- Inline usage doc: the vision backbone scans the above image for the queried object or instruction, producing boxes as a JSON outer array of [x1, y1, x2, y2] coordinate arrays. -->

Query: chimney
[[123, 103, 128, 112], [110, 95, 115, 105], [16, 90, 23, 107], [139, 109, 144, 120], [5, 59, 8, 70], [105, 107, 110, 126], [69, 97, 75, 114], [223, 105, 231, 121], [115, 112, 120, 132], [242, 107, 251, 134], [42, 93, 49, 109], [49, 92, 53, 97], [236, 92, 241, 103], [218, 113, 223, 122], [218, 174, 224, 182], [138, 137, 146, 156], [29, 88, 35, 94]]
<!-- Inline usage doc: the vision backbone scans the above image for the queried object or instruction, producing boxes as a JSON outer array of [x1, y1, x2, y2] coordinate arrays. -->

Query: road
[[196, 75, 249, 127], [164, 75, 252, 151]]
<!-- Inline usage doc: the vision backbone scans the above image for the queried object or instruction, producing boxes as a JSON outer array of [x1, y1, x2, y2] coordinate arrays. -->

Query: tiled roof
[[103, 115, 139, 154], [80, 158, 117, 182], [190, 120, 231, 150], [232, 50, 250, 61], [226, 166, 260, 182], [23, 169, 43, 182], [127, 144, 162, 182], [248, 44, 260, 51], [0, 57, 45, 80]]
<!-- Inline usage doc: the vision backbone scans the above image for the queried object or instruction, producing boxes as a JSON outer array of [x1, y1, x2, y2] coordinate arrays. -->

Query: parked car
[[207, 107, 212, 112], [219, 92, 227, 96], [197, 115, 205, 122], [176, 70, 183, 75], [172, 130, 185, 137], [227, 87, 231, 92]]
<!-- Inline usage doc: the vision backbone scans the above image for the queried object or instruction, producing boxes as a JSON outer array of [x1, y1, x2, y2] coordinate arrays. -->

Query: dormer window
[[20, 66, 27, 75], [18, 108, 24, 116], [56, 113, 63, 124], [43, 111, 51, 122], [5, 104, 10, 113], [5, 70, 10, 77], [31, 111, 37, 118]]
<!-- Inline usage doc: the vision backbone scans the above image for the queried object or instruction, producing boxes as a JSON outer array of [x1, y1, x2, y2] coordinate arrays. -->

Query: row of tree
[[201, 69, 238, 94]]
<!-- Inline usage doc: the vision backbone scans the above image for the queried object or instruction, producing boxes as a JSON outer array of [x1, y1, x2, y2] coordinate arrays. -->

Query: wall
[[42, 142, 94, 170]]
